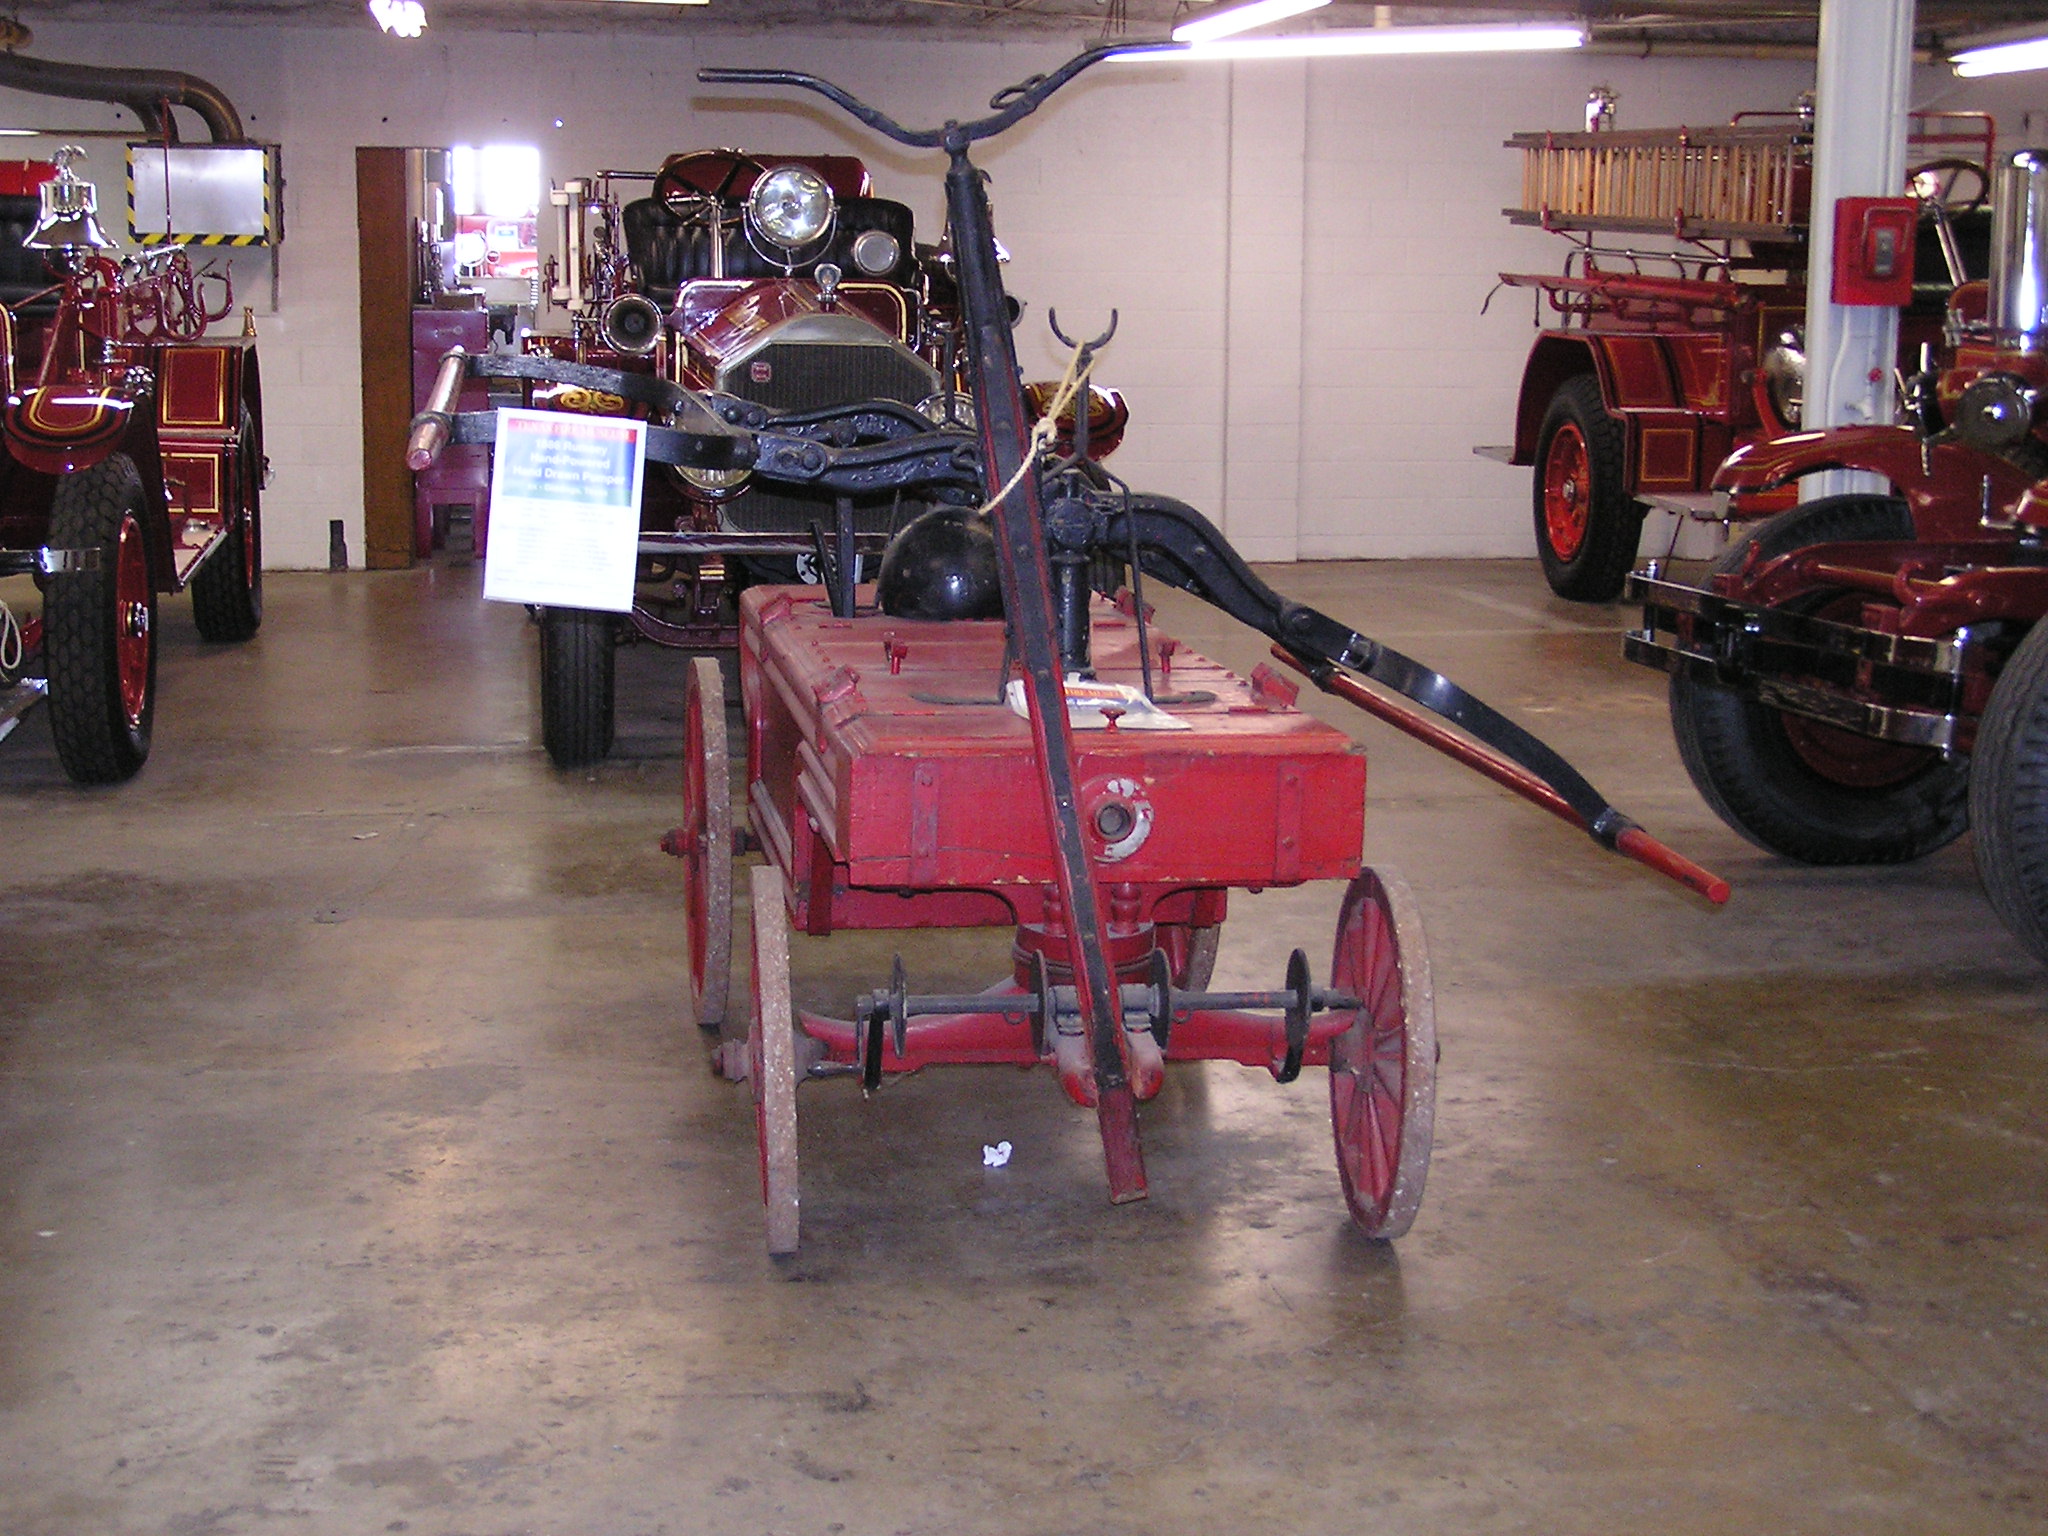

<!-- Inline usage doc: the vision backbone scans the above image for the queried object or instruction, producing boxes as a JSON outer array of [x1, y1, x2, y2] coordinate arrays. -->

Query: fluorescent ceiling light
[[367, 0, 427, 36], [1118, 23, 1585, 62], [1952, 29, 2048, 76], [1173, 0, 1330, 45]]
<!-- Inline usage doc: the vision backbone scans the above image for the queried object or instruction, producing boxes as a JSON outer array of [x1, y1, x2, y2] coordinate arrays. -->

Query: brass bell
[[27, 146, 113, 252]]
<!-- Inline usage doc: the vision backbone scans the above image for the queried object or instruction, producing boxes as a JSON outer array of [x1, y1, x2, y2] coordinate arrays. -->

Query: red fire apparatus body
[[437, 147, 1124, 769], [1491, 104, 1992, 600], [0, 149, 263, 783], [1627, 147, 2048, 964]]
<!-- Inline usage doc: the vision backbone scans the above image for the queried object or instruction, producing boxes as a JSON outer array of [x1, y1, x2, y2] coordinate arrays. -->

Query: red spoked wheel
[[1667, 495, 1968, 864], [1776, 592, 1942, 788], [1327, 867, 1436, 1239], [682, 656, 734, 1032], [748, 864, 801, 1256], [1156, 921, 1221, 991], [1540, 419, 1592, 562], [1531, 375, 1642, 601]]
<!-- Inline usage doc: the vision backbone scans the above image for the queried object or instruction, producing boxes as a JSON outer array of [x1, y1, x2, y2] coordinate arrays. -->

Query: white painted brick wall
[[1, 23, 2007, 568]]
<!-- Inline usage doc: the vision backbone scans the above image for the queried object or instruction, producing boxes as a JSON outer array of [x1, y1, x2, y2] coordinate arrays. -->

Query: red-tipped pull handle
[[1268, 644, 1730, 904], [1613, 826, 1730, 904]]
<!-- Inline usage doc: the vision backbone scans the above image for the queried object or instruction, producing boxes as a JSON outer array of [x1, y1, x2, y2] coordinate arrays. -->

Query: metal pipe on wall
[[0, 51, 245, 144]]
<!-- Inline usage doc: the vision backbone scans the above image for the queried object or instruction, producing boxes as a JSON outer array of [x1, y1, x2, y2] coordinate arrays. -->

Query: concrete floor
[[1, 557, 2043, 1536]]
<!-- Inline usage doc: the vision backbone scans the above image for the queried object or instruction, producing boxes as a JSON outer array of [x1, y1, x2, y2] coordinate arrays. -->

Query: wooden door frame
[[356, 146, 414, 569]]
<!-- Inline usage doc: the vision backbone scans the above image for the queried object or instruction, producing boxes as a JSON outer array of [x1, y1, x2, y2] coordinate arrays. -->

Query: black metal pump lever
[[1096, 492, 1729, 902], [1098, 493, 1618, 830], [698, 42, 1178, 153]]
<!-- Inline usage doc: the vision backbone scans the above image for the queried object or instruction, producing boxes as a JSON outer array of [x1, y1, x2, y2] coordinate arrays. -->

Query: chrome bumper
[[1622, 571, 1972, 752]]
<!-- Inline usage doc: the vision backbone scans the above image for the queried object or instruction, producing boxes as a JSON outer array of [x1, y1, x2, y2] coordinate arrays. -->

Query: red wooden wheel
[[1157, 921, 1220, 991], [1540, 418, 1592, 561], [749, 864, 801, 1256], [682, 656, 734, 1031], [1327, 867, 1436, 1239]]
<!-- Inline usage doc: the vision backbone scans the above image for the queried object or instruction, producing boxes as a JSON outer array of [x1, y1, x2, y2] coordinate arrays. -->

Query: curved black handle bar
[[698, 40, 1181, 152]]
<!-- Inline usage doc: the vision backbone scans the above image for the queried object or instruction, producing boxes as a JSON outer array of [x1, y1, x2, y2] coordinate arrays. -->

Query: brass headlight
[[917, 390, 975, 431], [677, 464, 752, 498], [1955, 371, 2042, 450], [850, 228, 900, 276], [747, 164, 834, 253]]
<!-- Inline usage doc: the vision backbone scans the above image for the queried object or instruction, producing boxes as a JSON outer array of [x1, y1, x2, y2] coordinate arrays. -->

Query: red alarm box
[[1832, 196, 1919, 306]]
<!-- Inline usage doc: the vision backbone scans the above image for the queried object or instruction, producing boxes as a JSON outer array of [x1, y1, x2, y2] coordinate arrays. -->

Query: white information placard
[[482, 408, 646, 612]]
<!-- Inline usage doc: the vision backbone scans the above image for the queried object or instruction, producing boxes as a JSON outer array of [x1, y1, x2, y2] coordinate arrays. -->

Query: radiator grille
[[720, 340, 935, 415], [719, 339, 937, 536]]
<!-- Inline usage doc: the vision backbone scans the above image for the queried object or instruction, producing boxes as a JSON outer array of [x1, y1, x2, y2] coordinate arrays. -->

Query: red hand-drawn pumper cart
[[689, 589, 1432, 1253], [676, 50, 1728, 1255]]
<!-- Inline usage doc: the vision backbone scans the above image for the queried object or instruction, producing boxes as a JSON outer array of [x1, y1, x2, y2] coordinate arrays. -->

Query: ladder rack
[[1505, 124, 1808, 241]]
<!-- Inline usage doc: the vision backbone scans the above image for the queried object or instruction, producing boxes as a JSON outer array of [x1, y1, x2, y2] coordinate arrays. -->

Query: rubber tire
[[539, 606, 616, 768], [1532, 374, 1646, 602], [1670, 493, 1970, 864], [1970, 617, 2048, 962], [45, 455, 156, 784], [190, 404, 264, 643]]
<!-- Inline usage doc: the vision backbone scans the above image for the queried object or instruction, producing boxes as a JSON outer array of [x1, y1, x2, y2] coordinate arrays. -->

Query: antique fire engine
[[1629, 146, 2048, 963], [1489, 93, 1991, 600]]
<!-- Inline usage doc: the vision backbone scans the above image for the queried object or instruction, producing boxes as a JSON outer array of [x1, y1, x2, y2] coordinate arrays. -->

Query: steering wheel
[[653, 150, 763, 210], [1908, 157, 1989, 214]]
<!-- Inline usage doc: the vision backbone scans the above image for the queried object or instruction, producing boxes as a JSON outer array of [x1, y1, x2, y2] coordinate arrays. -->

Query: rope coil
[[974, 338, 1092, 518], [0, 596, 22, 685]]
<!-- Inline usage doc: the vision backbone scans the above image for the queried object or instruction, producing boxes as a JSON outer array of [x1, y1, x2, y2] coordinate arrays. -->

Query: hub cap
[[114, 510, 151, 729], [1542, 422, 1591, 561]]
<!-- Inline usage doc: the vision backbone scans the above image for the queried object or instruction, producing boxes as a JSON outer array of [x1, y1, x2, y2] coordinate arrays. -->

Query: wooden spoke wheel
[[1157, 922, 1221, 992], [682, 656, 734, 1032], [749, 864, 801, 1256], [1327, 867, 1436, 1239]]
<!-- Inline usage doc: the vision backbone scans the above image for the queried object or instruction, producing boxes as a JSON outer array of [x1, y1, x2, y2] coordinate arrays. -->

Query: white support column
[[1800, 0, 1916, 499]]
